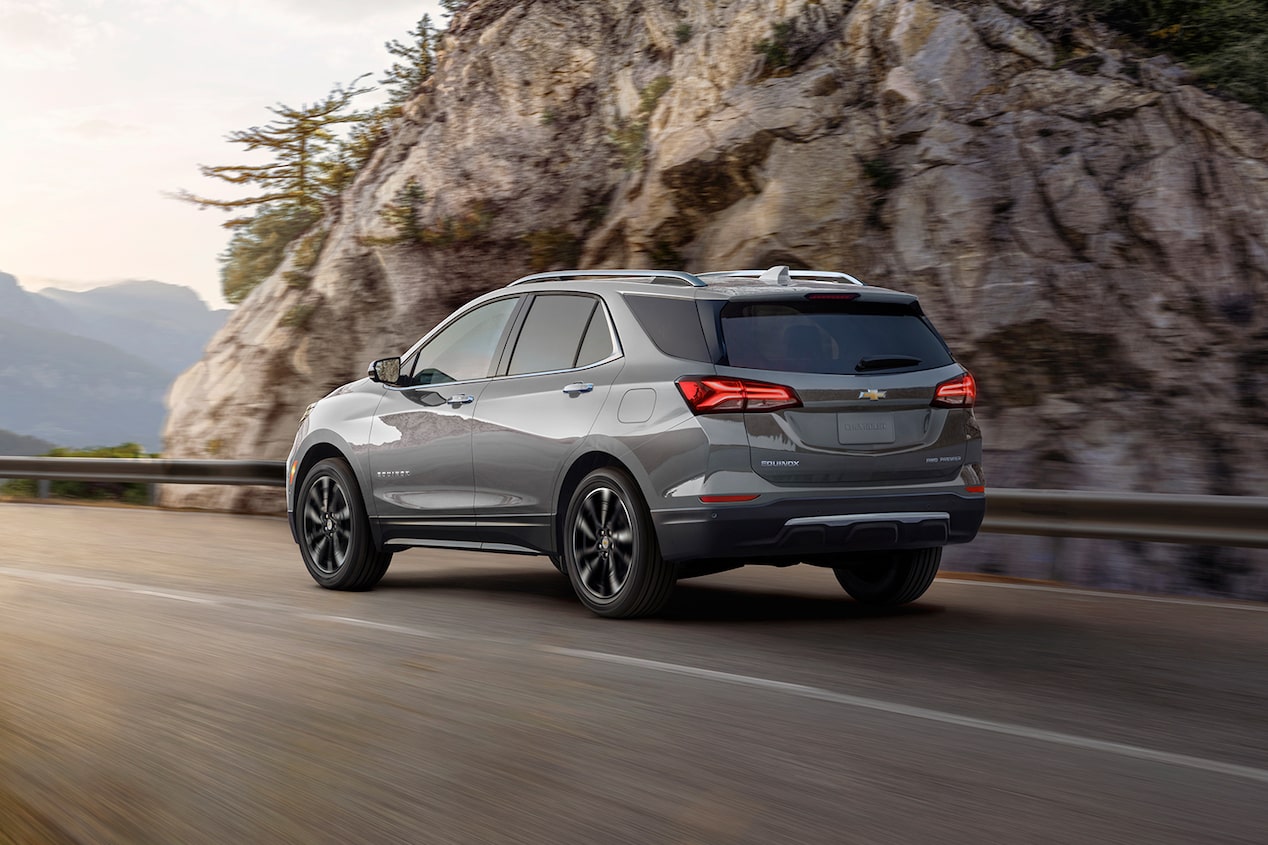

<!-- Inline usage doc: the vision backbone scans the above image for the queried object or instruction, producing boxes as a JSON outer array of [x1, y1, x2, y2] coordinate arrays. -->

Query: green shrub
[[675, 23, 693, 44], [220, 204, 321, 304], [280, 301, 317, 329], [753, 21, 794, 74], [1083, 0, 1268, 112], [609, 76, 673, 170], [524, 229, 581, 271], [375, 177, 429, 244]]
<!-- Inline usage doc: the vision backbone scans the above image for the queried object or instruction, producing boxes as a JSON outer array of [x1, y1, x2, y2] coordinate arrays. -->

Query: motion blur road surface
[[1, 503, 1266, 844]]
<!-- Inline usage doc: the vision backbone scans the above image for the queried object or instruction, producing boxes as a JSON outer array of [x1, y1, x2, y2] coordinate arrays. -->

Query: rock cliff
[[162, 0, 1268, 597]]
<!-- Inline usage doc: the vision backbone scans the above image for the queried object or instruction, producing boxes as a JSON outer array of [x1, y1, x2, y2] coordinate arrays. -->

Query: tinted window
[[575, 306, 614, 367], [720, 300, 953, 374], [623, 295, 710, 361], [410, 297, 518, 385], [508, 295, 597, 375]]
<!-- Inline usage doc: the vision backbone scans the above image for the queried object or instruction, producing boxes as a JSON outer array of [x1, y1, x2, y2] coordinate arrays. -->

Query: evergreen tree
[[174, 76, 375, 223], [218, 204, 322, 304], [381, 14, 439, 107], [175, 77, 373, 302]]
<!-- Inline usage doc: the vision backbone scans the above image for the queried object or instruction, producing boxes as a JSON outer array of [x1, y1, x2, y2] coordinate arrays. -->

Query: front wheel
[[563, 468, 675, 618], [832, 547, 941, 606], [298, 457, 392, 590]]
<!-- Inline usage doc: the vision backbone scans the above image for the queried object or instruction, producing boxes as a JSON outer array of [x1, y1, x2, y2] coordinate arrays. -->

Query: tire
[[297, 457, 392, 591], [563, 468, 675, 618], [832, 547, 941, 606]]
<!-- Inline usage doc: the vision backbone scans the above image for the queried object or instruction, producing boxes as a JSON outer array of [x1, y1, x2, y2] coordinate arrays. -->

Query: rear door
[[715, 295, 971, 486], [471, 293, 622, 551]]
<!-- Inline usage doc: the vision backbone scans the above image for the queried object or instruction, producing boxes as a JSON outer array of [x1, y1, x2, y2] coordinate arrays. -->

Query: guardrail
[[2, 456, 1268, 549]]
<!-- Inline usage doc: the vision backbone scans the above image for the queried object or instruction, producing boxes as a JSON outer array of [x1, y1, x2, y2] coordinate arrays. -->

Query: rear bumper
[[651, 491, 985, 563]]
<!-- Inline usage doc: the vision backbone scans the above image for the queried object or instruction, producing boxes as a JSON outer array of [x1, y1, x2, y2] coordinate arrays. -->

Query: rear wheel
[[298, 458, 391, 590], [832, 547, 941, 606], [564, 468, 675, 618]]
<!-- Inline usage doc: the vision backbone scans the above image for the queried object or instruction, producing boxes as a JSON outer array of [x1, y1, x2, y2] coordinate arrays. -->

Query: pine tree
[[381, 14, 438, 107], [175, 77, 373, 303], [174, 76, 375, 224]]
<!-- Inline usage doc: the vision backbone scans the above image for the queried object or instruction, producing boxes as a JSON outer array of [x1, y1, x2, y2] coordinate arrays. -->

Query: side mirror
[[367, 357, 402, 385]]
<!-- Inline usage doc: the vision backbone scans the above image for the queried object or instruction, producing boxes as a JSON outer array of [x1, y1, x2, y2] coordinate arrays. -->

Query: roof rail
[[507, 269, 707, 287], [698, 268, 867, 286]]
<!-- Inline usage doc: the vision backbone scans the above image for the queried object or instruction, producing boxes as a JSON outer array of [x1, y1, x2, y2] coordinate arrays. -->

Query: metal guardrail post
[[36, 479, 50, 499]]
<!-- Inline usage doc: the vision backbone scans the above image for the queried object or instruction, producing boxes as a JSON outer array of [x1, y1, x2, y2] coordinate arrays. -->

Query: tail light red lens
[[932, 372, 977, 408], [676, 376, 802, 414]]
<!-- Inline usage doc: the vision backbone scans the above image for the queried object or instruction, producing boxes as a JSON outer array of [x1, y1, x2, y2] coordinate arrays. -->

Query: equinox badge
[[858, 389, 887, 401]]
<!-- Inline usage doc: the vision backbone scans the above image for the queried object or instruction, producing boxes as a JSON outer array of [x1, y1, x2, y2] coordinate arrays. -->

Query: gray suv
[[286, 266, 984, 617]]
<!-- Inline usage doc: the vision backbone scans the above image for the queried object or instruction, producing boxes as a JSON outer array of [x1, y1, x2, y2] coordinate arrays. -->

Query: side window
[[507, 295, 599, 375], [409, 297, 518, 386], [623, 294, 710, 361], [575, 305, 614, 367]]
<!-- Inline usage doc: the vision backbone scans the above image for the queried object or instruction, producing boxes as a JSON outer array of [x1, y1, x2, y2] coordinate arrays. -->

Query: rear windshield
[[719, 300, 953, 374]]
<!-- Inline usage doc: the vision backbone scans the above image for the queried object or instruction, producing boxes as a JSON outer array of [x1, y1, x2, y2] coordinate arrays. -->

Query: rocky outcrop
[[163, 0, 1268, 597]]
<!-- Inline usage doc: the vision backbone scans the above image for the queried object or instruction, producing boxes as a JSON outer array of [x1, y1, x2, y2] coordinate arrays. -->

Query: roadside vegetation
[[1, 443, 155, 504], [1083, 0, 1268, 112], [176, 9, 463, 304]]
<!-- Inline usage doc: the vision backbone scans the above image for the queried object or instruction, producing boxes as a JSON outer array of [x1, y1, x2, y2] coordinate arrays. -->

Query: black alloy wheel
[[298, 458, 392, 590], [564, 468, 674, 618]]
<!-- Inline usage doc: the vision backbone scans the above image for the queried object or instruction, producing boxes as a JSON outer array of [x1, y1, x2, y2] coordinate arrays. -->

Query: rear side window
[[575, 306, 614, 367], [720, 300, 954, 374], [508, 294, 600, 375], [624, 295, 710, 362]]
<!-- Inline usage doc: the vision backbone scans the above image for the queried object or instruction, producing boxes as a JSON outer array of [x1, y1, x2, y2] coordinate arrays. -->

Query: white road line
[[6, 562, 1268, 783], [940, 576, 1268, 612], [133, 589, 219, 605], [547, 647, 1268, 786], [0, 566, 283, 612], [308, 614, 449, 639]]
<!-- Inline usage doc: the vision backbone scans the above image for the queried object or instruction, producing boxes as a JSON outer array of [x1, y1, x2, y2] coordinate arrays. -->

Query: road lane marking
[[308, 615, 449, 639], [7, 561, 1268, 785], [133, 589, 219, 604], [940, 577, 1268, 612], [0, 566, 300, 612], [547, 647, 1268, 786]]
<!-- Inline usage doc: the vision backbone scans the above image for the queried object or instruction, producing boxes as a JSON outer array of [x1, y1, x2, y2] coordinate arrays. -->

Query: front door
[[368, 295, 520, 540]]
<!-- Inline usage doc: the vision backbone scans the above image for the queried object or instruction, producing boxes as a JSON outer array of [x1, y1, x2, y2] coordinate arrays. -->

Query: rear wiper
[[855, 355, 921, 372]]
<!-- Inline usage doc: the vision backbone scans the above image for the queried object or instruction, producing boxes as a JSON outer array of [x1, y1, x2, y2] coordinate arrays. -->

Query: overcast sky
[[0, 0, 446, 309]]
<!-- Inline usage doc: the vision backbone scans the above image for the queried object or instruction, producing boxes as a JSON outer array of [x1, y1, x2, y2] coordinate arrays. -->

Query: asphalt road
[[1, 503, 1266, 844]]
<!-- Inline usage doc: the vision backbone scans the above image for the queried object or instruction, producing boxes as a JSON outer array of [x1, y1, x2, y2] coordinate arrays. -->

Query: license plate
[[837, 413, 896, 445]]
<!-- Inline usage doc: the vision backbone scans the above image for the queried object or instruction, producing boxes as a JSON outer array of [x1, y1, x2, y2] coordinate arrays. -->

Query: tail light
[[932, 372, 976, 408], [676, 376, 802, 414]]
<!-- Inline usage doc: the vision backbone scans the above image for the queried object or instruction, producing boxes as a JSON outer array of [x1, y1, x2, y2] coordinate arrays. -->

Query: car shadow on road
[[379, 567, 944, 624], [662, 582, 944, 623]]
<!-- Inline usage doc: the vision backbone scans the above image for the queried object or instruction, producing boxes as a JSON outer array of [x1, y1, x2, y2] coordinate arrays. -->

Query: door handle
[[446, 394, 475, 407], [562, 382, 594, 395]]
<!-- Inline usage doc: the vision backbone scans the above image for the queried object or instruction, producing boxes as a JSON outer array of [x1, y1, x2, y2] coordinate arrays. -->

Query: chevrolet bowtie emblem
[[859, 389, 887, 401]]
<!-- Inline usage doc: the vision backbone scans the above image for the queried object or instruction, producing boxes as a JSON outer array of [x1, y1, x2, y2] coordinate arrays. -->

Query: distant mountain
[[0, 272, 229, 450], [0, 427, 56, 456], [3, 274, 229, 375]]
